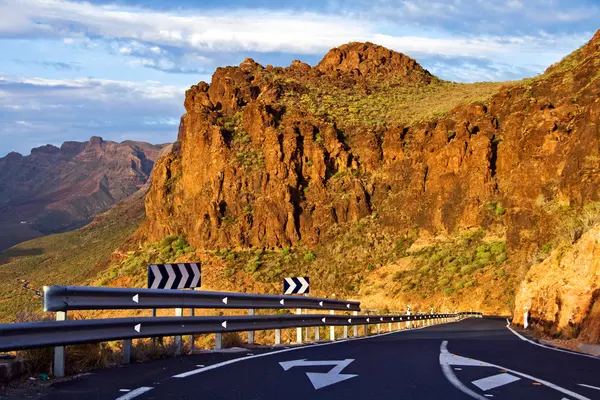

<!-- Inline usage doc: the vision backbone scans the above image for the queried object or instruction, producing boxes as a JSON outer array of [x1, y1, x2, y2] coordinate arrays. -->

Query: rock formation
[[143, 32, 600, 256]]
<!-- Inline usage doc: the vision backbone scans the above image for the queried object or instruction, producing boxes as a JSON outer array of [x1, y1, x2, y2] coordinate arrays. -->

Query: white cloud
[[0, 0, 370, 54], [0, 0, 591, 62]]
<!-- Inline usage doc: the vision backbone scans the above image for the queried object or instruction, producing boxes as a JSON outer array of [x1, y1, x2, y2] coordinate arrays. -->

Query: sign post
[[147, 263, 201, 354], [283, 277, 310, 344]]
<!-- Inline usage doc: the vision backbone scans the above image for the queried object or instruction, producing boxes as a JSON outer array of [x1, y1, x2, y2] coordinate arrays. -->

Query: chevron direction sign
[[148, 263, 201, 289], [284, 276, 309, 294]]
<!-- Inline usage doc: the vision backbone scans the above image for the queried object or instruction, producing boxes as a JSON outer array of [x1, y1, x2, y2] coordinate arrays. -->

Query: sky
[[0, 0, 598, 156]]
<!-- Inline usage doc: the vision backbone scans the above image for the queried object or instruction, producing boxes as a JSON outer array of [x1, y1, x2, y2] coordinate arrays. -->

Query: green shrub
[[443, 288, 454, 296], [540, 242, 552, 254], [303, 250, 316, 262]]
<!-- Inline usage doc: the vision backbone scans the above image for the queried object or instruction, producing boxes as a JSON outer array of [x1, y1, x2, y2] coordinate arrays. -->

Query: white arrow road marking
[[319, 301, 324, 306], [279, 359, 357, 390], [115, 387, 153, 400], [579, 384, 600, 391], [439, 341, 590, 400], [132, 294, 139, 303], [150, 264, 162, 289], [164, 265, 176, 290], [177, 263, 189, 289], [222, 297, 228, 304], [284, 278, 297, 294], [472, 373, 520, 391], [280, 299, 285, 305], [222, 321, 227, 328], [134, 324, 141, 333], [298, 277, 309, 294], [189, 263, 200, 287]]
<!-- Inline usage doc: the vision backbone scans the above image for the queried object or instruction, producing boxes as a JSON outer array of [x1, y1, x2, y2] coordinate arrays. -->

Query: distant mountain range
[[0, 136, 168, 251]]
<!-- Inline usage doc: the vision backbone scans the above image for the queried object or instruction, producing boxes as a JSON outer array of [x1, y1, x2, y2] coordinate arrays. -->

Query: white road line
[[578, 384, 600, 391], [119, 389, 131, 392], [172, 319, 455, 378], [472, 373, 520, 391], [440, 341, 488, 400], [115, 386, 153, 400], [441, 340, 591, 400], [505, 319, 600, 361]]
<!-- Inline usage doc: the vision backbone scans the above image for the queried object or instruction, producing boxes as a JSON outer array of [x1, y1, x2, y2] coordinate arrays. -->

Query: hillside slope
[[0, 137, 166, 251], [0, 189, 146, 322]]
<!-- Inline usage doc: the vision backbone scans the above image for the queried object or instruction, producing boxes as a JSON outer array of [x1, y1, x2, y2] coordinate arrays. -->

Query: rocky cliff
[[514, 223, 600, 343], [138, 33, 600, 324], [0, 137, 167, 251], [144, 34, 600, 251]]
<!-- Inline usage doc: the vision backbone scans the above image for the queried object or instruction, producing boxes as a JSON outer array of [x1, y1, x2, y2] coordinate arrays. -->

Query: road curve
[[43, 318, 600, 400]]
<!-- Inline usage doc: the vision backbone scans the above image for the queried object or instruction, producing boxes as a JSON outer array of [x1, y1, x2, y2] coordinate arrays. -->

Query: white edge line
[[578, 384, 600, 391], [115, 386, 153, 400], [444, 339, 591, 400], [506, 318, 600, 361], [440, 341, 488, 400], [172, 317, 453, 378]]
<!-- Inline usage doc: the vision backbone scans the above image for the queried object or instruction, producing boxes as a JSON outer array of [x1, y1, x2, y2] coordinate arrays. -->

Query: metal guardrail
[[0, 313, 459, 352], [43, 286, 361, 312]]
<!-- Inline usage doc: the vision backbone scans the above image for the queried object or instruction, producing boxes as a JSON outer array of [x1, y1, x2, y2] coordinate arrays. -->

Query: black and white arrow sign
[[279, 359, 357, 390], [148, 263, 201, 289], [284, 276, 309, 294]]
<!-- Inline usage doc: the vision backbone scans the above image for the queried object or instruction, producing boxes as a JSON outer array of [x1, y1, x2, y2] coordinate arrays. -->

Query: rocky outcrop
[[143, 33, 600, 259], [514, 224, 600, 343], [0, 138, 167, 251]]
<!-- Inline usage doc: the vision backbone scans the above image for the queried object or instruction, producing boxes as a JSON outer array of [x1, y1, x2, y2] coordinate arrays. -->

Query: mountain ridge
[[0, 137, 167, 251]]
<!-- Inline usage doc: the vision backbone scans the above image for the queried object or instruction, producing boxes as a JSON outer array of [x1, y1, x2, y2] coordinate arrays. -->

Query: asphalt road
[[42, 317, 600, 400]]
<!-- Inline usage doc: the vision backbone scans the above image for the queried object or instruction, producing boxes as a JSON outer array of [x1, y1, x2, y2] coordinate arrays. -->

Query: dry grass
[[277, 75, 508, 131]]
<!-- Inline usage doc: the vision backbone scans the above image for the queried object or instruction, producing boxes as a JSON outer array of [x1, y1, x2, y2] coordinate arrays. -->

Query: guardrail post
[[377, 323, 381, 334], [353, 311, 358, 337], [275, 329, 281, 345], [364, 320, 368, 336], [329, 310, 335, 341], [248, 309, 255, 345], [343, 324, 348, 339], [190, 307, 195, 353], [215, 333, 222, 350], [152, 308, 157, 353], [296, 308, 302, 343], [175, 308, 183, 355], [53, 311, 66, 378], [123, 339, 132, 364], [388, 322, 392, 332]]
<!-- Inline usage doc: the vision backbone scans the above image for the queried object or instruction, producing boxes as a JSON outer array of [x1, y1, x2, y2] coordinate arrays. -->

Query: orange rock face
[[143, 33, 600, 261], [514, 225, 600, 342]]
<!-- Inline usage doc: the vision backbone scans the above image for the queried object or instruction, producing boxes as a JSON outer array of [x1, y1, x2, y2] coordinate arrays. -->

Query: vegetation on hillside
[[274, 74, 507, 131], [0, 195, 145, 322], [95, 235, 196, 287]]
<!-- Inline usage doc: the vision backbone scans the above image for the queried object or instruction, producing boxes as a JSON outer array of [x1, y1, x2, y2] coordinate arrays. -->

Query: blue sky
[[0, 0, 598, 156]]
